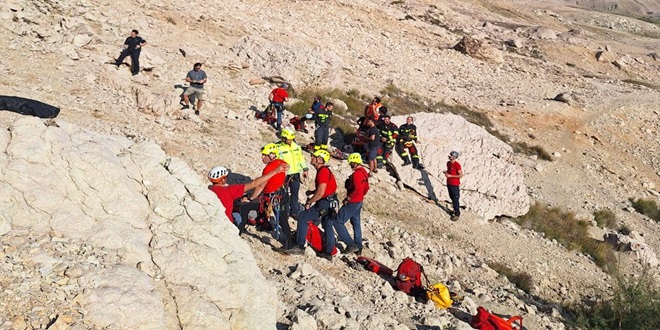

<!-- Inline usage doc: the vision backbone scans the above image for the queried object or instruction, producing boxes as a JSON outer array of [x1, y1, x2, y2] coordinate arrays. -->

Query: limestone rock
[[0, 117, 278, 329], [453, 35, 504, 63], [391, 113, 530, 219]]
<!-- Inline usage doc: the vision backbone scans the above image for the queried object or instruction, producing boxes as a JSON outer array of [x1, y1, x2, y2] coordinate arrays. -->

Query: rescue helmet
[[208, 165, 228, 183], [450, 151, 460, 158], [313, 149, 331, 163], [261, 143, 279, 156], [280, 128, 295, 140], [347, 153, 362, 165]]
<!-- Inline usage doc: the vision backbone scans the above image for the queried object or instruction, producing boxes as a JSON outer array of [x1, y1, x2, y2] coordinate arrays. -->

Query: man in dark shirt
[[115, 30, 147, 76], [183, 63, 208, 115], [366, 119, 381, 176]]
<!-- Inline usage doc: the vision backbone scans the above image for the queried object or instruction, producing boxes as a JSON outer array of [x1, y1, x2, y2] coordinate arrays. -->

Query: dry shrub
[[630, 198, 660, 222], [514, 202, 616, 271], [487, 262, 533, 293], [593, 209, 617, 228]]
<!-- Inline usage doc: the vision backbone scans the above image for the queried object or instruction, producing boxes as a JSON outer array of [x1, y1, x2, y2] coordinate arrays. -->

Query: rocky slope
[[1, 0, 659, 329], [0, 118, 277, 329]]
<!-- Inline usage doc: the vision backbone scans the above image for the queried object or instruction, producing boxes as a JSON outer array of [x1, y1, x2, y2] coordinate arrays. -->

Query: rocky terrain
[[0, 0, 659, 329]]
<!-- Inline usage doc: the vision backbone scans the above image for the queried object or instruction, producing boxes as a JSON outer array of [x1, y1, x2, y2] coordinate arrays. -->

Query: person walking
[[248, 143, 294, 248], [444, 151, 464, 221], [276, 128, 309, 219], [332, 153, 369, 255], [313, 102, 333, 151], [280, 150, 338, 259], [115, 29, 147, 76], [182, 63, 208, 115], [207, 163, 288, 229], [268, 83, 289, 131]]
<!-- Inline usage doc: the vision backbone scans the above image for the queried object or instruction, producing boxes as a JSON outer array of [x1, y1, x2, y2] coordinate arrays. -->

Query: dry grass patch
[[593, 209, 617, 229], [629, 198, 660, 222], [487, 262, 533, 293], [567, 269, 660, 330], [514, 202, 616, 271]]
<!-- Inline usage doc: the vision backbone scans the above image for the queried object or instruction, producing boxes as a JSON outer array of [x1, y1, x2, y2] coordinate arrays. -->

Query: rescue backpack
[[471, 306, 523, 330], [304, 222, 338, 256], [395, 258, 428, 297]]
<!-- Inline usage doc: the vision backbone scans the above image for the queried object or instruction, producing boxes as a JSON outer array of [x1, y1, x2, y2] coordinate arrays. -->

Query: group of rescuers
[[207, 89, 465, 259]]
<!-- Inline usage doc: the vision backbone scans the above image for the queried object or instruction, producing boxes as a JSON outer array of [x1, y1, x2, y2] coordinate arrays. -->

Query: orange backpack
[[471, 306, 523, 330]]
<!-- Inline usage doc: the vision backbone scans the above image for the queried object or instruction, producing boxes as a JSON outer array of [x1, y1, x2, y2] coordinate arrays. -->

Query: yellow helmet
[[280, 128, 295, 140], [313, 149, 331, 163], [261, 143, 279, 156], [347, 153, 362, 165]]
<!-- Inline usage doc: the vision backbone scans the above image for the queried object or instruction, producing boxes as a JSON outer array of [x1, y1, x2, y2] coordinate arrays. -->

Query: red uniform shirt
[[262, 159, 287, 194], [209, 184, 245, 223], [347, 166, 369, 203], [270, 88, 288, 103], [316, 166, 337, 198], [446, 161, 462, 186]]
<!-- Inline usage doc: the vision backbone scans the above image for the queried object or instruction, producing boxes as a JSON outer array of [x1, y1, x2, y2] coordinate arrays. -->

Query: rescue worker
[[248, 143, 294, 248], [332, 153, 369, 255], [364, 97, 382, 122], [397, 116, 423, 169], [314, 102, 333, 151], [268, 83, 289, 131], [208, 163, 288, 231], [276, 129, 309, 219], [376, 115, 398, 168], [444, 151, 464, 221], [281, 150, 338, 259]]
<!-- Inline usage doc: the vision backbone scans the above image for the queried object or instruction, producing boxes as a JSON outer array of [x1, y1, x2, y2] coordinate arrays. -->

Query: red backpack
[[471, 306, 523, 330], [305, 222, 338, 256], [395, 258, 427, 296]]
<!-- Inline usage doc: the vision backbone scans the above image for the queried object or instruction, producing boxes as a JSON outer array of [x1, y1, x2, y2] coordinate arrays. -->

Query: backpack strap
[[506, 316, 523, 329]]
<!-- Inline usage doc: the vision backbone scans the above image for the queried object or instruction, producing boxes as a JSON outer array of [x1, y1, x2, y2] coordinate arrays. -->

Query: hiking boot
[[182, 104, 190, 110], [281, 246, 305, 255], [194, 110, 200, 116], [416, 164, 425, 170], [356, 248, 363, 255], [402, 160, 412, 166], [450, 216, 459, 222], [343, 245, 360, 255], [317, 252, 333, 261]]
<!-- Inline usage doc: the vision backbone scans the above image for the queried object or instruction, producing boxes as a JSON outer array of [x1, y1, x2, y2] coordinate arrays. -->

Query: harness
[[259, 187, 286, 240]]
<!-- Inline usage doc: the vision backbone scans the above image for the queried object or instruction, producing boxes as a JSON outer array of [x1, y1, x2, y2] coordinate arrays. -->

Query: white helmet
[[208, 165, 229, 183]]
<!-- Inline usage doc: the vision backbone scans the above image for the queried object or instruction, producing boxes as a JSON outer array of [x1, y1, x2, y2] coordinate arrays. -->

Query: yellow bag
[[426, 283, 453, 309]]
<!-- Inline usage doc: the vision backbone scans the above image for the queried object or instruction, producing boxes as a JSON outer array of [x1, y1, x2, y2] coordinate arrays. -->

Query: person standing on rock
[[276, 128, 309, 219], [268, 83, 289, 131], [182, 63, 208, 115], [313, 102, 333, 151], [332, 153, 369, 255], [397, 116, 422, 169], [365, 119, 381, 176], [208, 163, 288, 231], [280, 150, 338, 259], [248, 143, 294, 248], [115, 29, 147, 76], [444, 151, 464, 221]]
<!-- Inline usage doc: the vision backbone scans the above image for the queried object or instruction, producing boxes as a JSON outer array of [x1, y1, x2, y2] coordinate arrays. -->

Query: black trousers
[[116, 49, 141, 74], [447, 185, 461, 217]]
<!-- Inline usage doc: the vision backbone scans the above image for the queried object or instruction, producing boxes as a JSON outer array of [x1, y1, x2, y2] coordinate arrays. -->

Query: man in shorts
[[183, 63, 207, 115], [366, 119, 381, 176]]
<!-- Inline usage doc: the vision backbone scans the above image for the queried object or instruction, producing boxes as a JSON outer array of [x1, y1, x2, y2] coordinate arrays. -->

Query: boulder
[[390, 113, 530, 219], [452, 35, 504, 63], [0, 117, 278, 329]]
